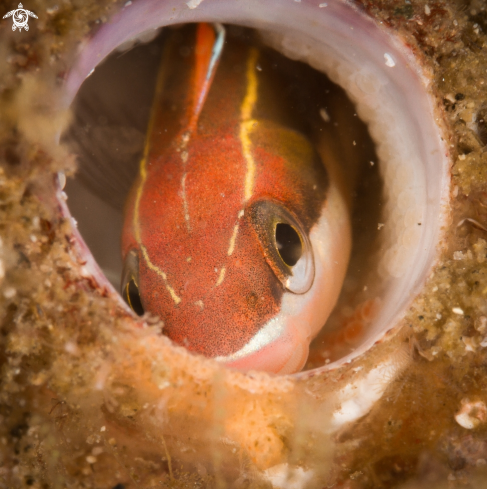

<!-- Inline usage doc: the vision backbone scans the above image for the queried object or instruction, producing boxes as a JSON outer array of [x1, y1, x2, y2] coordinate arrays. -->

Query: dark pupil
[[275, 223, 303, 267], [124, 279, 144, 316]]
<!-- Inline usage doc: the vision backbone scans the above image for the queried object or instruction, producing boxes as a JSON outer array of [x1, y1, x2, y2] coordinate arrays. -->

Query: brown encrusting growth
[[1, 0, 487, 488]]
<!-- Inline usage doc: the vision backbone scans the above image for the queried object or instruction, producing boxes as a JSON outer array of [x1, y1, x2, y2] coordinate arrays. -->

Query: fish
[[121, 23, 352, 375]]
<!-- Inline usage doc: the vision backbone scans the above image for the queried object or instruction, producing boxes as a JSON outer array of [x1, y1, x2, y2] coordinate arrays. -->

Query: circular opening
[[62, 25, 380, 372], [60, 0, 449, 376]]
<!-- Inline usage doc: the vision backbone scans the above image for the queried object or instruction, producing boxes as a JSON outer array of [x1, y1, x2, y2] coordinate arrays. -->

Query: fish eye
[[121, 250, 144, 316], [275, 222, 302, 267], [124, 278, 144, 316], [250, 200, 314, 295]]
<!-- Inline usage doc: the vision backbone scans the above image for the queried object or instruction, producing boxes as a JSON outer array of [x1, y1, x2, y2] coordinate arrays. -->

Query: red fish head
[[121, 121, 351, 375], [120, 23, 351, 374]]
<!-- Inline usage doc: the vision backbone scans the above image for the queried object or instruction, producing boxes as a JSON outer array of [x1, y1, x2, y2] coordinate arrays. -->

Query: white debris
[[455, 400, 487, 429], [384, 53, 396, 67], [452, 307, 464, 315], [463, 336, 478, 352], [476, 317, 487, 334], [331, 352, 407, 430], [186, 0, 204, 9], [456, 412, 476, 429], [453, 251, 465, 260], [264, 464, 314, 489], [3, 287, 16, 299], [431, 346, 441, 356], [424, 4, 431, 15], [319, 107, 330, 122], [57, 172, 66, 189], [319, 2, 328, 6], [64, 341, 79, 355]]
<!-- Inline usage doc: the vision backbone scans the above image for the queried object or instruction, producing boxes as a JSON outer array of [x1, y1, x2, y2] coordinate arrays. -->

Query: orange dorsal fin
[[186, 23, 225, 134]]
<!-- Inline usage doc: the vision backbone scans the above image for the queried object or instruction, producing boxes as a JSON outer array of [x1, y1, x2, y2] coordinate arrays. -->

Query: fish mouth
[[61, 0, 450, 376]]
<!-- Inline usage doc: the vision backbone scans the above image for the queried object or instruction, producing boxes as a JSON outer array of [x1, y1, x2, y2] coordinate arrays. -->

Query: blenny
[[121, 24, 352, 374]]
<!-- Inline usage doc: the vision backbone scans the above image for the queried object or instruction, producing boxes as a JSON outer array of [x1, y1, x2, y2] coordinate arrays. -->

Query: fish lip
[[61, 0, 451, 377]]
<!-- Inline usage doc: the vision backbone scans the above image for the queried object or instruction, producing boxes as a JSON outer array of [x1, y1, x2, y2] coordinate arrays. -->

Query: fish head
[[121, 119, 351, 375]]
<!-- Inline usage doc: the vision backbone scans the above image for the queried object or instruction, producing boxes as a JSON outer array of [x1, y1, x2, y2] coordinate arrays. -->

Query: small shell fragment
[[384, 53, 396, 67], [455, 400, 487, 429]]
